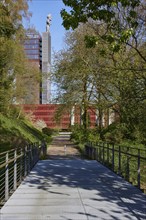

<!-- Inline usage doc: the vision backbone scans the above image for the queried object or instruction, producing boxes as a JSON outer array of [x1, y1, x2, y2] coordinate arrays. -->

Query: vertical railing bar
[[94, 147, 96, 160], [96, 143, 98, 161], [137, 149, 140, 189], [28, 145, 30, 173], [5, 152, 9, 201], [126, 147, 130, 182], [24, 146, 27, 176], [20, 148, 22, 182], [107, 143, 109, 165], [103, 143, 105, 164], [13, 150, 17, 190], [112, 144, 115, 171], [118, 146, 121, 175]]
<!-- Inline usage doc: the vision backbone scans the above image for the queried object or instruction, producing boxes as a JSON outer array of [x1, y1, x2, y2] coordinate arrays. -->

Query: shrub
[[70, 124, 86, 143], [102, 123, 133, 144], [42, 127, 53, 136], [87, 129, 100, 144], [71, 124, 100, 144]]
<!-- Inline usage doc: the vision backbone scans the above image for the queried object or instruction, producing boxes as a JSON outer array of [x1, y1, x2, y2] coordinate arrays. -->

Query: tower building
[[23, 30, 42, 104], [23, 14, 51, 104], [41, 14, 52, 104]]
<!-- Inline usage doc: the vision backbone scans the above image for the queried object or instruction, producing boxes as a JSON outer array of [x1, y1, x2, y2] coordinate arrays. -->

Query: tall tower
[[41, 14, 52, 104], [23, 29, 42, 104]]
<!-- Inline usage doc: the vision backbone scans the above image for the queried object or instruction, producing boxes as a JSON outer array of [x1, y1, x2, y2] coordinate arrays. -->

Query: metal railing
[[0, 142, 47, 206], [85, 142, 146, 193]]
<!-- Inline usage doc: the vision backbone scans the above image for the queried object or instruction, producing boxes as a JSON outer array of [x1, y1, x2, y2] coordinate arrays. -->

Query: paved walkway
[[0, 134, 146, 220], [47, 132, 81, 159]]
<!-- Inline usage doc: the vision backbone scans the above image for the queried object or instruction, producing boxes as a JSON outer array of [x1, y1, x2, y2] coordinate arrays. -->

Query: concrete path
[[0, 159, 146, 220], [47, 132, 81, 159]]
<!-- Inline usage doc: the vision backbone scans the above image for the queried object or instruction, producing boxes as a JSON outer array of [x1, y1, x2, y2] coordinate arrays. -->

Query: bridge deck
[[0, 159, 146, 220]]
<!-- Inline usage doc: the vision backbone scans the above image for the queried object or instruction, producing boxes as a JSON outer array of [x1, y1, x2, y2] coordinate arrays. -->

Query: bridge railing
[[0, 142, 47, 206], [85, 142, 146, 193]]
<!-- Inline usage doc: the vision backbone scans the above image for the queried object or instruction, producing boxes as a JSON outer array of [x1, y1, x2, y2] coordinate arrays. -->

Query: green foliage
[[71, 122, 146, 148], [71, 124, 100, 144], [0, 0, 29, 38], [42, 127, 54, 137], [99, 122, 146, 146], [71, 124, 87, 144], [0, 112, 47, 152], [102, 123, 130, 144], [61, 0, 141, 52], [84, 35, 98, 48], [53, 21, 146, 144]]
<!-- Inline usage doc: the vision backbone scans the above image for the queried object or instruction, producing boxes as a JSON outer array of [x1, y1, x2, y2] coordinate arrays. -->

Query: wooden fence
[[85, 142, 146, 193], [0, 142, 47, 206]]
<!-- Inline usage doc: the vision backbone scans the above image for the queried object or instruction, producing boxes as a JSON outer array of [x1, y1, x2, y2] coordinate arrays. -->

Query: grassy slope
[[0, 114, 45, 153]]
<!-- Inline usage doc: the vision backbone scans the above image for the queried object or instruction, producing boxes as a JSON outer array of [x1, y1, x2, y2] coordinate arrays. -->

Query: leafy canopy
[[61, 0, 141, 51]]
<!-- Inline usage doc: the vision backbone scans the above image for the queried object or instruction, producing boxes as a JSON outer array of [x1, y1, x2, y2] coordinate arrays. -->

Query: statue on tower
[[46, 14, 52, 32]]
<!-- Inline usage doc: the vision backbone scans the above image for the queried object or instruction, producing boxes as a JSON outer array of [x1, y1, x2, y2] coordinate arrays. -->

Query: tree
[[0, 0, 41, 114], [0, 0, 30, 38], [53, 20, 146, 142], [52, 24, 113, 129], [52, 30, 91, 129], [61, 0, 146, 61], [110, 45, 146, 141], [61, 0, 140, 29]]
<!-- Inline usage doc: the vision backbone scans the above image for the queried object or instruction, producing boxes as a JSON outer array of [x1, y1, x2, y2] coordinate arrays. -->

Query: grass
[[0, 113, 47, 153]]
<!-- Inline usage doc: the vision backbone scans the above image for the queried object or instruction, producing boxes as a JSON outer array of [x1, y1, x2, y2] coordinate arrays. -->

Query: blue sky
[[24, 0, 69, 53]]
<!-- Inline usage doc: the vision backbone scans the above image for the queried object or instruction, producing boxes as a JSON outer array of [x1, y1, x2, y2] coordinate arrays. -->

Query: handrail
[[0, 142, 47, 206], [85, 142, 146, 193]]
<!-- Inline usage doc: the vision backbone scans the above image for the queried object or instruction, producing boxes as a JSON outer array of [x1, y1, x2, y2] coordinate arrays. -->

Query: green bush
[[71, 124, 86, 143], [87, 129, 100, 143], [42, 127, 53, 136], [71, 124, 100, 144], [102, 123, 132, 144], [71, 122, 146, 147], [43, 134, 52, 144]]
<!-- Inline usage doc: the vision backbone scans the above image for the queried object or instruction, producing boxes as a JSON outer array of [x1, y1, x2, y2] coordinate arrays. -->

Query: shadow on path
[[1, 133, 146, 220]]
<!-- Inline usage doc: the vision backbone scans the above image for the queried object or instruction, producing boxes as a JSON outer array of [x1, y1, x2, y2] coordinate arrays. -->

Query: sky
[[24, 0, 70, 53]]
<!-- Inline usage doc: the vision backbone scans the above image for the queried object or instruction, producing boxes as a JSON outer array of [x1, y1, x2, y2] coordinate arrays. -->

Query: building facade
[[41, 15, 51, 103], [24, 31, 42, 104], [24, 15, 51, 104]]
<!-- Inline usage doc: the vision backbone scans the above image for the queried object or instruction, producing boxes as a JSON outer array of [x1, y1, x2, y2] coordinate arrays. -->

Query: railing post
[[103, 143, 105, 164], [112, 144, 115, 171], [107, 143, 109, 165], [33, 143, 36, 164], [13, 150, 17, 190], [32, 144, 34, 165], [118, 146, 121, 175], [99, 144, 101, 162], [5, 152, 9, 201], [94, 147, 97, 160], [24, 146, 27, 176], [28, 145, 30, 173], [20, 148, 22, 182], [90, 143, 92, 159], [126, 147, 130, 181], [30, 144, 33, 170], [92, 146, 95, 159], [137, 149, 140, 189], [41, 141, 46, 158], [96, 145, 99, 161]]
